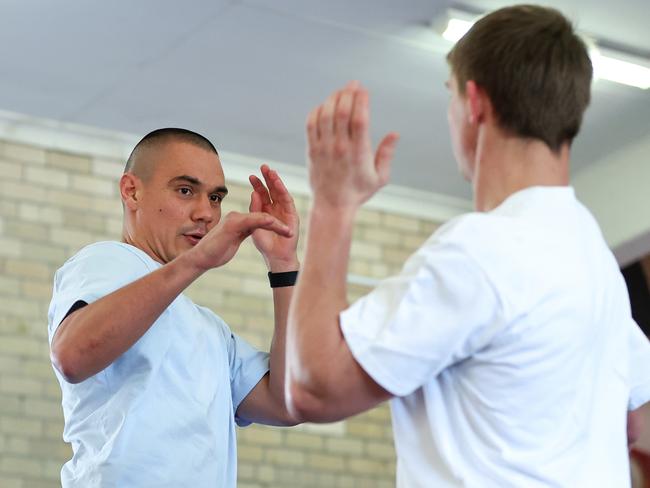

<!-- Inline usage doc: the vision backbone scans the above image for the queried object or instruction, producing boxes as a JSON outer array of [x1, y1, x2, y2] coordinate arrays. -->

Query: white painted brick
[[0, 141, 427, 488], [0, 182, 48, 204], [0, 336, 43, 358], [363, 228, 402, 246], [4, 259, 51, 280], [47, 151, 91, 173], [62, 210, 106, 234], [382, 213, 420, 232], [217, 310, 244, 325], [357, 209, 382, 225], [23, 360, 55, 380], [0, 394, 22, 415], [20, 242, 67, 265], [21, 281, 53, 300], [0, 201, 18, 217], [46, 189, 92, 210], [0, 477, 24, 488], [348, 260, 371, 277], [4, 220, 47, 242], [50, 228, 95, 248], [18, 203, 64, 225], [0, 159, 23, 179], [43, 420, 64, 440], [0, 455, 43, 476], [106, 217, 123, 236], [92, 157, 124, 179], [0, 237, 21, 258], [242, 277, 271, 298], [24, 167, 69, 189], [70, 174, 114, 196], [24, 399, 62, 420], [6, 436, 29, 455], [220, 257, 264, 276], [43, 382, 64, 401], [43, 459, 67, 480], [0, 376, 43, 396], [350, 241, 382, 260], [237, 330, 265, 350], [3, 142, 46, 164], [0, 296, 41, 318], [90, 196, 121, 216]]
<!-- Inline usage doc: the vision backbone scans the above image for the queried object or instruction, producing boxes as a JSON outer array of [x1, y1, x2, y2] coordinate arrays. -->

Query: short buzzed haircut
[[447, 5, 592, 152], [124, 128, 219, 179]]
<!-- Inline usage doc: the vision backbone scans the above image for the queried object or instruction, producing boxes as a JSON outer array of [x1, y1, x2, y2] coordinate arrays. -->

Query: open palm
[[249, 165, 300, 269]]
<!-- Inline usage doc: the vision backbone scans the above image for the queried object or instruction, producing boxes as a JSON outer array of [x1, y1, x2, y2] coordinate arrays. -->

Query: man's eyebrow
[[169, 175, 228, 194], [170, 175, 201, 186]]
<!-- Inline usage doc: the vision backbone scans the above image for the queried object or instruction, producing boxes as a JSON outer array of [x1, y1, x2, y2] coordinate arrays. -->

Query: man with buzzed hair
[[286, 4, 650, 487], [123, 127, 219, 177], [48, 128, 301, 487]]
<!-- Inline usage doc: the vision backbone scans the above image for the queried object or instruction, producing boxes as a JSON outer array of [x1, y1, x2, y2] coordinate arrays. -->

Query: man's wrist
[[175, 247, 210, 277], [308, 204, 357, 235], [268, 270, 299, 288], [267, 257, 300, 273]]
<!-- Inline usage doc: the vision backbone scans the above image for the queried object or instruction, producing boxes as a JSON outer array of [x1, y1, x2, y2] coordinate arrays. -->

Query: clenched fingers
[[230, 211, 293, 238]]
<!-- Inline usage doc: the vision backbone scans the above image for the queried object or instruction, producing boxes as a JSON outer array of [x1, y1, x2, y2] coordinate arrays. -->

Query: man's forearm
[[268, 285, 293, 403], [51, 251, 205, 383], [287, 204, 356, 398], [265, 255, 299, 399]]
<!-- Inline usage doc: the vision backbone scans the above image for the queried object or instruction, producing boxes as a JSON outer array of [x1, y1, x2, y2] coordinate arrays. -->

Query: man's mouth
[[183, 233, 205, 246]]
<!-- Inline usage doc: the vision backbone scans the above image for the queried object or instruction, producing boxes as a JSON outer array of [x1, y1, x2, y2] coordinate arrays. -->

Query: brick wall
[[0, 136, 441, 487]]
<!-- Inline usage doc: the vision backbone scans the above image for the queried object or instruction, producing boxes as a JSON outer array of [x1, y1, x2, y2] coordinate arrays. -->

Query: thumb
[[239, 212, 292, 238], [375, 132, 399, 185], [249, 189, 262, 213]]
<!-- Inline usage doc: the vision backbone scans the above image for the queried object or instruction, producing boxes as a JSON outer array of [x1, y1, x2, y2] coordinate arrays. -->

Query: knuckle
[[320, 111, 333, 124], [335, 108, 350, 121], [333, 141, 347, 158], [351, 116, 365, 131]]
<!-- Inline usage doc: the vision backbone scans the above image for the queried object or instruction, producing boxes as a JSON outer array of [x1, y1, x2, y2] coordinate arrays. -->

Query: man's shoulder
[[430, 211, 517, 253], [56, 241, 157, 284], [422, 211, 533, 301], [63, 241, 153, 268]]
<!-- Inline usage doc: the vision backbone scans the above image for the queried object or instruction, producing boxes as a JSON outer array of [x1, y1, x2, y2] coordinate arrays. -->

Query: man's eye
[[210, 194, 223, 203], [179, 187, 193, 196]]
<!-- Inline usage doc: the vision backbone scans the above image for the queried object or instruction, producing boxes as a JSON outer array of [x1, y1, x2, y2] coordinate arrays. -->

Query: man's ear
[[464, 80, 490, 126], [120, 173, 140, 211]]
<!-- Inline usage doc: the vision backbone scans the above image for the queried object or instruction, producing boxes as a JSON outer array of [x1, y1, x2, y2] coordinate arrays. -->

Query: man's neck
[[472, 127, 570, 212]]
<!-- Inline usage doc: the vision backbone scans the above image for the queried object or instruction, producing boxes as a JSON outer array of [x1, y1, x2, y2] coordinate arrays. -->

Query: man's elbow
[[50, 344, 86, 384], [629, 408, 646, 446], [286, 379, 341, 423], [277, 408, 302, 427]]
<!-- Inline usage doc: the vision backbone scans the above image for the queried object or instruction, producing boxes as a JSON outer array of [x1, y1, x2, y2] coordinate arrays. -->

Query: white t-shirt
[[341, 186, 650, 487], [47, 241, 269, 488]]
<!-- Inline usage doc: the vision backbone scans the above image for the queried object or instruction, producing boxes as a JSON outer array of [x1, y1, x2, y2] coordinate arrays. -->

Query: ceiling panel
[[0, 0, 647, 200]]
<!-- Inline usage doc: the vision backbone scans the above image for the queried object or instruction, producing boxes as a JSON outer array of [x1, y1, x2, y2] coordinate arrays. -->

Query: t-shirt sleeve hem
[[340, 315, 417, 397], [629, 379, 650, 410], [233, 357, 270, 427]]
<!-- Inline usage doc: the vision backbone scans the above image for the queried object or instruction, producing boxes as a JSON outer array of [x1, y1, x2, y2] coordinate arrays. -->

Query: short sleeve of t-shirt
[[225, 327, 270, 427], [340, 239, 504, 397], [47, 242, 154, 344], [628, 321, 650, 410]]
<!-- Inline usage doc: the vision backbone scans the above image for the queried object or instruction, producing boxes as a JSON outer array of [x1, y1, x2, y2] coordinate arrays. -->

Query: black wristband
[[268, 270, 298, 288]]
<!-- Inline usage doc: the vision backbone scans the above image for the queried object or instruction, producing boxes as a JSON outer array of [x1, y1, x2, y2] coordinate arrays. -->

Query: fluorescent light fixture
[[442, 18, 474, 42], [590, 47, 650, 90], [436, 10, 650, 90]]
